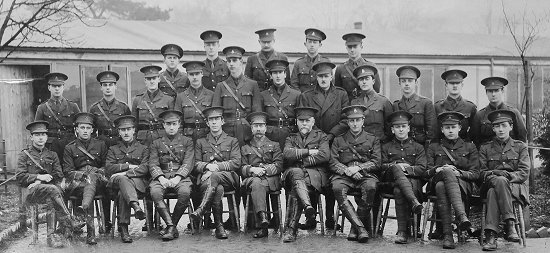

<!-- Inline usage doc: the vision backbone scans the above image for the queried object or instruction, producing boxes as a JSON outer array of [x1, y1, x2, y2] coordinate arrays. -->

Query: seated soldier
[[241, 112, 283, 238], [424, 111, 478, 249], [62, 112, 108, 245], [17, 121, 84, 248], [480, 110, 529, 251], [105, 115, 148, 243], [282, 106, 330, 243], [330, 105, 381, 243], [191, 106, 241, 239], [381, 110, 425, 244], [149, 110, 195, 241]]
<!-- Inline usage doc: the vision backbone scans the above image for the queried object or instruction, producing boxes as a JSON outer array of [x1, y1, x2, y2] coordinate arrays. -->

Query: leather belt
[[183, 123, 208, 129], [97, 129, 117, 136], [160, 162, 179, 172], [138, 123, 163, 131], [267, 118, 296, 127]]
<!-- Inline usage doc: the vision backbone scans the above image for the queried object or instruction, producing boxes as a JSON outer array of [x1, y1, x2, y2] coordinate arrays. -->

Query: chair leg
[[369, 209, 374, 236], [244, 194, 250, 233], [111, 198, 117, 238], [380, 197, 391, 235], [277, 194, 283, 237], [144, 198, 153, 234], [96, 198, 105, 234], [231, 193, 241, 232], [516, 202, 526, 247], [339, 206, 345, 233], [188, 200, 195, 235], [412, 212, 418, 242], [421, 198, 431, 243], [318, 195, 325, 236], [332, 205, 339, 236], [31, 205, 38, 244], [480, 202, 486, 246]]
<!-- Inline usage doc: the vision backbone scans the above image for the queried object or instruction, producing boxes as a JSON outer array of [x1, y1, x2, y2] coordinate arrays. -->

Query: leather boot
[[213, 200, 228, 239], [436, 182, 454, 248], [347, 227, 358, 241], [253, 228, 269, 238], [340, 200, 369, 243], [394, 189, 409, 241], [257, 211, 269, 229], [171, 202, 188, 238], [190, 185, 216, 220], [482, 230, 497, 251], [119, 224, 132, 243], [142, 199, 153, 231], [86, 208, 97, 245], [130, 201, 146, 220], [157, 208, 176, 241], [504, 219, 520, 242], [443, 233, 455, 249], [283, 195, 302, 243], [293, 181, 315, 219], [394, 231, 408, 244]]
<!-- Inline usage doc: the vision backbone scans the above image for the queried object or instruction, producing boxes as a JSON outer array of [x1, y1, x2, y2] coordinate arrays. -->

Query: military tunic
[[259, 84, 300, 149], [17, 146, 64, 204], [131, 90, 174, 146], [433, 96, 477, 141], [392, 93, 437, 145], [381, 137, 427, 196], [174, 86, 213, 142], [290, 54, 330, 93], [158, 69, 189, 98], [298, 85, 350, 137], [334, 58, 382, 100], [195, 132, 241, 191], [470, 103, 527, 147], [203, 57, 229, 91], [89, 98, 131, 147], [350, 90, 394, 142], [244, 50, 291, 91]]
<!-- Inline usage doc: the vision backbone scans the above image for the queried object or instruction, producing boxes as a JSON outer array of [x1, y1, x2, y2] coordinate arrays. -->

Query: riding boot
[[283, 194, 302, 243], [391, 165, 422, 213], [130, 201, 146, 220], [340, 200, 369, 243], [394, 189, 409, 244], [504, 219, 520, 242], [158, 207, 176, 241], [190, 185, 216, 220], [85, 206, 97, 245], [52, 195, 85, 232], [213, 199, 228, 239], [293, 181, 314, 219], [170, 201, 188, 238], [119, 224, 132, 243], [436, 188, 455, 249]]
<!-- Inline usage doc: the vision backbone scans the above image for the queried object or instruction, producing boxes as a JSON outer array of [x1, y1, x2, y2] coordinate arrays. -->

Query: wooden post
[[524, 60, 533, 229]]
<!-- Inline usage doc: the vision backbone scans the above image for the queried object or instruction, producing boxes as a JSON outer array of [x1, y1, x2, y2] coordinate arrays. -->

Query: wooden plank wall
[[0, 65, 34, 172]]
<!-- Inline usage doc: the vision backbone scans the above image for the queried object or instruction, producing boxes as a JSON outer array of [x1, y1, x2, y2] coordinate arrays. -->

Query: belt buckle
[[278, 118, 284, 128], [235, 110, 241, 120], [195, 122, 201, 129]]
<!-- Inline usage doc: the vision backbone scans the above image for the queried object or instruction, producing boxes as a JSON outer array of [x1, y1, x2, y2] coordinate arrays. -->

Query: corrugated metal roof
[[17, 19, 550, 57]]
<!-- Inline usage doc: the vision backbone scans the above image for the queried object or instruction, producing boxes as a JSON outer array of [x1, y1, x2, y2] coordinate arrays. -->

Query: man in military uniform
[[334, 33, 381, 100], [244, 28, 290, 91], [89, 71, 131, 148], [159, 44, 189, 97], [479, 110, 529, 251], [17, 121, 84, 248], [132, 65, 175, 146], [148, 110, 195, 241], [240, 112, 283, 238], [350, 63, 393, 142], [191, 106, 241, 239], [212, 46, 261, 147], [381, 111, 426, 244], [424, 111, 478, 249], [35, 72, 81, 162], [260, 59, 301, 149], [62, 112, 108, 245], [329, 105, 382, 243], [282, 106, 330, 242], [290, 28, 330, 93], [201, 30, 229, 91], [105, 115, 148, 243], [470, 77, 527, 148], [392, 66, 436, 146], [434, 69, 477, 141]]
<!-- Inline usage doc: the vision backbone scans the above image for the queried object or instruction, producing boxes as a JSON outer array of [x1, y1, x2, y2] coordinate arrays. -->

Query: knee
[[438, 167, 455, 177], [435, 181, 445, 193], [332, 183, 346, 194], [492, 176, 510, 188], [393, 187, 402, 197], [287, 167, 303, 179]]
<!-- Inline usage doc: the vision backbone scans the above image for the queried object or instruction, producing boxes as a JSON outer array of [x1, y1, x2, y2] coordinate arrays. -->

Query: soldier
[[334, 33, 381, 100], [329, 105, 382, 243], [148, 110, 195, 241], [424, 111, 478, 249], [290, 28, 330, 93], [434, 69, 477, 141], [62, 112, 108, 245], [240, 112, 283, 238], [132, 65, 175, 146], [105, 115, 148, 243], [479, 110, 529, 251], [244, 28, 290, 91], [350, 63, 393, 142], [190, 106, 241, 239], [282, 106, 330, 243], [159, 44, 189, 97], [212, 46, 261, 146], [17, 121, 84, 248], [200, 30, 229, 91], [392, 66, 436, 146], [381, 111, 426, 244], [89, 71, 131, 148], [470, 77, 527, 148], [260, 59, 301, 149], [35, 72, 80, 162]]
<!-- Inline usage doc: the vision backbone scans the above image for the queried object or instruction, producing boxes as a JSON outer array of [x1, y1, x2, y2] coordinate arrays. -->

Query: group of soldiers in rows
[[18, 28, 529, 252]]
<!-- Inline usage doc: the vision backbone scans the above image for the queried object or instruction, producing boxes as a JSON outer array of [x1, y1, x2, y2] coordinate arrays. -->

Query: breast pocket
[[240, 91, 253, 110], [410, 110, 425, 129], [221, 92, 236, 108]]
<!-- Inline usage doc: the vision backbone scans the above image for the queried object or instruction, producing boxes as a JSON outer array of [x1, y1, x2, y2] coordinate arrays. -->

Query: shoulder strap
[[249, 145, 266, 163], [161, 142, 181, 163], [44, 102, 65, 129], [95, 102, 115, 128], [343, 64, 358, 83], [76, 145, 97, 161], [161, 74, 177, 92], [142, 101, 158, 121], [207, 141, 224, 160], [23, 150, 46, 172], [269, 92, 289, 119], [183, 92, 206, 120], [347, 145, 368, 162], [256, 56, 270, 76], [221, 81, 246, 110], [440, 146, 456, 164]]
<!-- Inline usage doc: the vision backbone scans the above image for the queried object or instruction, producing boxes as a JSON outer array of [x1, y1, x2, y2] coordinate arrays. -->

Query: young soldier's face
[[100, 82, 116, 97], [75, 123, 93, 140], [399, 78, 417, 95], [304, 39, 321, 55], [204, 42, 220, 57], [30, 133, 48, 147], [346, 44, 363, 58], [486, 88, 504, 104], [317, 73, 332, 89], [145, 76, 160, 91], [164, 55, 180, 70], [492, 121, 513, 140], [207, 116, 224, 133], [441, 124, 461, 140], [270, 70, 286, 86], [227, 58, 243, 76], [163, 120, 180, 136], [358, 76, 375, 91], [48, 84, 65, 97], [445, 81, 463, 96], [118, 127, 135, 142], [347, 117, 364, 134], [297, 117, 315, 135], [188, 71, 203, 87], [251, 122, 267, 138], [391, 123, 410, 140]]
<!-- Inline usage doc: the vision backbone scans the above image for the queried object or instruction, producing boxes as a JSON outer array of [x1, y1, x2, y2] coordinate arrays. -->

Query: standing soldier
[[334, 33, 381, 100], [105, 115, 148, 243], [190, 106, 241, 239], [200, 30, 229, 91], [148, 110, 195, 241], [260, 59, 301, 149], [479, 110, 529, 251], [89, 71, 131, 147], [290, 28, 330, 93], [35, 72, 80, 162], [159, 44, 189, 97], [62, 112, 108, 245], [392, 66, 436, 146], [17, 121, 84, 248], [132, 65, 174, 146], [240, 112, 283, 238], [282, 106, 330, 242], [470, 77, 527, 148], [434, 69, 477, 141], [245, 28, 290, 91], [381, 111, 426, 244], [329, 105, 382, 243], [424, 112, 478, 249], [212, 46, 261, 147], [351, 63, 393, 142]]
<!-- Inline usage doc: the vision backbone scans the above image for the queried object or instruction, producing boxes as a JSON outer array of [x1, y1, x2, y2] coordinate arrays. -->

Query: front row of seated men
[[18, 104, 528, 251]]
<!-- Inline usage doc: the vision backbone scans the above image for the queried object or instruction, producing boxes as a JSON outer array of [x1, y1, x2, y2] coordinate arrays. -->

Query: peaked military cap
[[114, 115, 136, 129], [183, 61, 205, 73], [44, 72, 68, 85], [305, 28, 326, 41], [74, 112, 95, 126], [481, 77, 508, 90], [353, 63, 378, 79], [26, 121, 49, 134], [396, 65, 421, 79], [200, 30, 222, 43], [159, 110, 183, 123], [295, 106, 318, 120], [441, 69, 467, 82], [342, 33, 366, 45], [312, 61, 336, 75], [247, 112, 269, 124], [203, 106, 224, 118], [488, 109, 514, 124], [140, 65, 162, 78], [266, 59, 289, 72], [438, 111, 465, 125], [343, 105, 367, 119], [96, 71, 119, 83], [387, 110, 413, 125], [255, 28, 277, 42], [160, 44, 183, 58], [223, 46, 245, 58]]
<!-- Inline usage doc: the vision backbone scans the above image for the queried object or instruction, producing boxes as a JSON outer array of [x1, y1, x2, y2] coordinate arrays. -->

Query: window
[[111, 66, 129, 104], [55, 63, 82, 108], [82, 65, 107, 111]]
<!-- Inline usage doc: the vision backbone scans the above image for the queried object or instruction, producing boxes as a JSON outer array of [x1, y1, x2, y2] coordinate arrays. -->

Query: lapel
[[311, 88, 324, 110], [257, 52, 268, 68], [363, 93, 377, 109], [404, 94, 419, 110], [250, 137, 265, 156], [303, 130, 318, 147], [275, 84, 290, 101], [207, 132, 225, 146], [58, 97, 68, 112], [320, 87, 336, 116], [503, 138, 514, 153]]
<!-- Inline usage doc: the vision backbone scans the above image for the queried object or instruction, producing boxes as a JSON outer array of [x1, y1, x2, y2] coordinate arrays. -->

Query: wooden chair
[[375, 193, 418, 240], [243, 190, 284, 237], [332, 189, 374, 237], [480, 199, 526, 247], [68, 194, 106, 234]]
